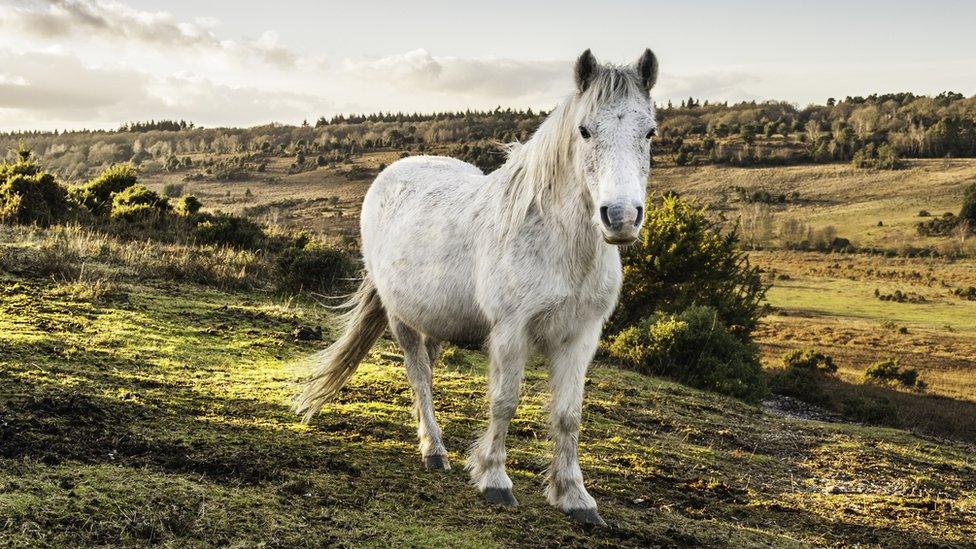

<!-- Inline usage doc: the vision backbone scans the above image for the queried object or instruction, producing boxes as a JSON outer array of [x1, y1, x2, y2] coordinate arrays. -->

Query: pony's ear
[[574, 49, 598, 93], [635, 48, 659, 91]]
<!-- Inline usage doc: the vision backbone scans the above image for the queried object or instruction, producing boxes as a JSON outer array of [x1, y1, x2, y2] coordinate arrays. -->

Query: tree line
[[2, 92, 974, 179], [657, 91, 976, 168]]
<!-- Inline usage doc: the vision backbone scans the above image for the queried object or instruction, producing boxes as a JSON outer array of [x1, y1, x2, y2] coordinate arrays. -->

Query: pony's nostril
[[634, 206, 644, 227], [599, 206, 611, 228]]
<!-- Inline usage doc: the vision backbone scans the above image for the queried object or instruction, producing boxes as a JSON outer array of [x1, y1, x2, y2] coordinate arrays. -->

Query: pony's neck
[[494, 97, 607, 272], [496, 97, 584, 233]]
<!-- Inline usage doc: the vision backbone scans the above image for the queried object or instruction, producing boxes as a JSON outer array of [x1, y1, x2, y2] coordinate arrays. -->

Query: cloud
[[0, 51, 149, 115], [655, 71, 763, 104], [148, 75, 332, 127], [0, 49, 333, 130], [343, 49, 570, 100], [0, 74, 30, 87], [0, 1, 779, 129], [0, 0, 297, 68]]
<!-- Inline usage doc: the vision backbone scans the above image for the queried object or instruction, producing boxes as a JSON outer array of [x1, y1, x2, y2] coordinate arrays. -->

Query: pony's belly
[[380, 281, 490, 344]]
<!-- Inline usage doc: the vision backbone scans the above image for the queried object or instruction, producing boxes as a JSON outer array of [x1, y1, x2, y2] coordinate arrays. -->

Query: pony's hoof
[[483, 487, 518, 507], [423, 454, 451, 471], [567, 508, 607, 527]]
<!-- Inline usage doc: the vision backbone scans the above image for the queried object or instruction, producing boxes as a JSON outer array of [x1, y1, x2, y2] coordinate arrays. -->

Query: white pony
[[296, 49, 658, 526]]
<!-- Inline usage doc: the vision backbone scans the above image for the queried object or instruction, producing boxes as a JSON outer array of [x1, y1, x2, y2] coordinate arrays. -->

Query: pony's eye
[[579, 126, 591, 139], [645, 128, 657, 139]]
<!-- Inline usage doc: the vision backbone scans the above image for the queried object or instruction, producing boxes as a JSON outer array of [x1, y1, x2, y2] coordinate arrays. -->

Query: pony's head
[[572, 49, 658, 245]]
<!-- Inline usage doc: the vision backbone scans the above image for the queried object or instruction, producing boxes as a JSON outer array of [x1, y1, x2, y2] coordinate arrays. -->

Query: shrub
[[606, 306, 766, 403], [875, 144, 901, 170], [769, 348, 837, 405], [110, 184, 170, 221], [768, 365, 829, 405], [194, 212, 266, 249], [71, 164, 139, 216], [162, 183, 185, 198], [875, 289, 926, 303], [175, 195, 202, 216], [953, 286, 976, 301], [611, 194, 769, 341], [781, 349, 837, 373], [864, 359, 925, 390], [852, 144, 902, 170], [916, 214, 960, 237], [841, 396, 898, 423], [961, 182, 976, 225], [0, 161, 69, 226], [274, 241, 356, 294]]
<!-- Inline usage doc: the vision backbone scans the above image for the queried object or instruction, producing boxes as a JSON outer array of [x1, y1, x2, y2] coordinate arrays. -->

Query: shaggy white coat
[[296, 49, 659, 525]]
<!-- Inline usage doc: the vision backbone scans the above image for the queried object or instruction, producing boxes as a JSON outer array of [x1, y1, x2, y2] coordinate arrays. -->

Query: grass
[[651, 159, 976, 252], [4, 155, 976, 545], [767, 276, 976, 334], [0, 224, 270, 290], [1, 267, 974, 546], [748, 250, 976, 440]]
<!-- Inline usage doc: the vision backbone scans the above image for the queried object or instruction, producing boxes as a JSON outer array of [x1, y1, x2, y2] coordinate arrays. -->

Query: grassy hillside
[[652, 159, 976, 251], [132, 152, 976, 441], [1, 232, 974, 547], [140, 154, 976, 253]]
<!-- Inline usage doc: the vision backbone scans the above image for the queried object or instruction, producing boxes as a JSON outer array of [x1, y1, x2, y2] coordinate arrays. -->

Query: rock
[[293, 325, 323, 341]]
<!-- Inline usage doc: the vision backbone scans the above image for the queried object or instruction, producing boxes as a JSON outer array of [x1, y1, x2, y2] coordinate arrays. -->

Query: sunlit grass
[[1, 232, 975, 545], [767, 276, 976, 334]]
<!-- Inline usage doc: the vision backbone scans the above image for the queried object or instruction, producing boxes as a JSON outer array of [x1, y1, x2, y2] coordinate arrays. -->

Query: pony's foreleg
[[466, 322, 528, 507], [390, 318, 450, 470], [544, 320, 606, 526]]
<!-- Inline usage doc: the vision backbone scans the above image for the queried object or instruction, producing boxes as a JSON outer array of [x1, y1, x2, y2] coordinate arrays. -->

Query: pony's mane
[[496, 64, 648, 232]]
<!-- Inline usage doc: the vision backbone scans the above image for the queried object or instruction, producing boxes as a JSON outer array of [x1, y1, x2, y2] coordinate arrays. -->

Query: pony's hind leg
[[466, 321, 529, 507], [424, 338, 443, 370], [390, 318, 450, 470]]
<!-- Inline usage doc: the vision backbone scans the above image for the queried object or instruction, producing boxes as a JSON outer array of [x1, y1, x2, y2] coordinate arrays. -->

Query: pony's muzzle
[[599, 202, 642, 245]]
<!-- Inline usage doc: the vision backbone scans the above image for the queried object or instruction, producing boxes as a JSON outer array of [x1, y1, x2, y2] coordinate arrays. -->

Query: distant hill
[[3, 92, 974, 180]]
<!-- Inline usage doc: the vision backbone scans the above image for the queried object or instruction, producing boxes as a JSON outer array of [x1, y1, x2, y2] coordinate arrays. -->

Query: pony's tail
[[294, 275, 387, 423]]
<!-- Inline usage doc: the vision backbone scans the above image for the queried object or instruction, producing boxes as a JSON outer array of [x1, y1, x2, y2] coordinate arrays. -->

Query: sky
[[1, 0, 975, 131]]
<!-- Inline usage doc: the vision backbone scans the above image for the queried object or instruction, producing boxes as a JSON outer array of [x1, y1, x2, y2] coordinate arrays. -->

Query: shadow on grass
[[766, 356, 976, 442]]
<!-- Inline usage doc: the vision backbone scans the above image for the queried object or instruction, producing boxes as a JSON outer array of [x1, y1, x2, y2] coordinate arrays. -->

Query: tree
[[609, 195, 769, 340], [740, 124, 758, 144], [779, 216, 807, 246], [741, 203, 774, 249], [960, 183, 976, 225]]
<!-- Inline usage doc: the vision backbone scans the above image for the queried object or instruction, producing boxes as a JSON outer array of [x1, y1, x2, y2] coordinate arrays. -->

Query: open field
[[141, 151, 403, 237], [4, 148, 976, 546], [1, 263, 974, 547], [748, 251, 976, 440], [138, 154, 976, 439], [652, 159, 976, 251], [144, 155, 976, 252]]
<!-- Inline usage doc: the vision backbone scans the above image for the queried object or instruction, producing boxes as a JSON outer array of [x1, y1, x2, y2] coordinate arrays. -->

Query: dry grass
[[652, 159, 976, 252], [140, 151, 401, 236], [752, 250, 976, 440], [0, 224, 272, 290]]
